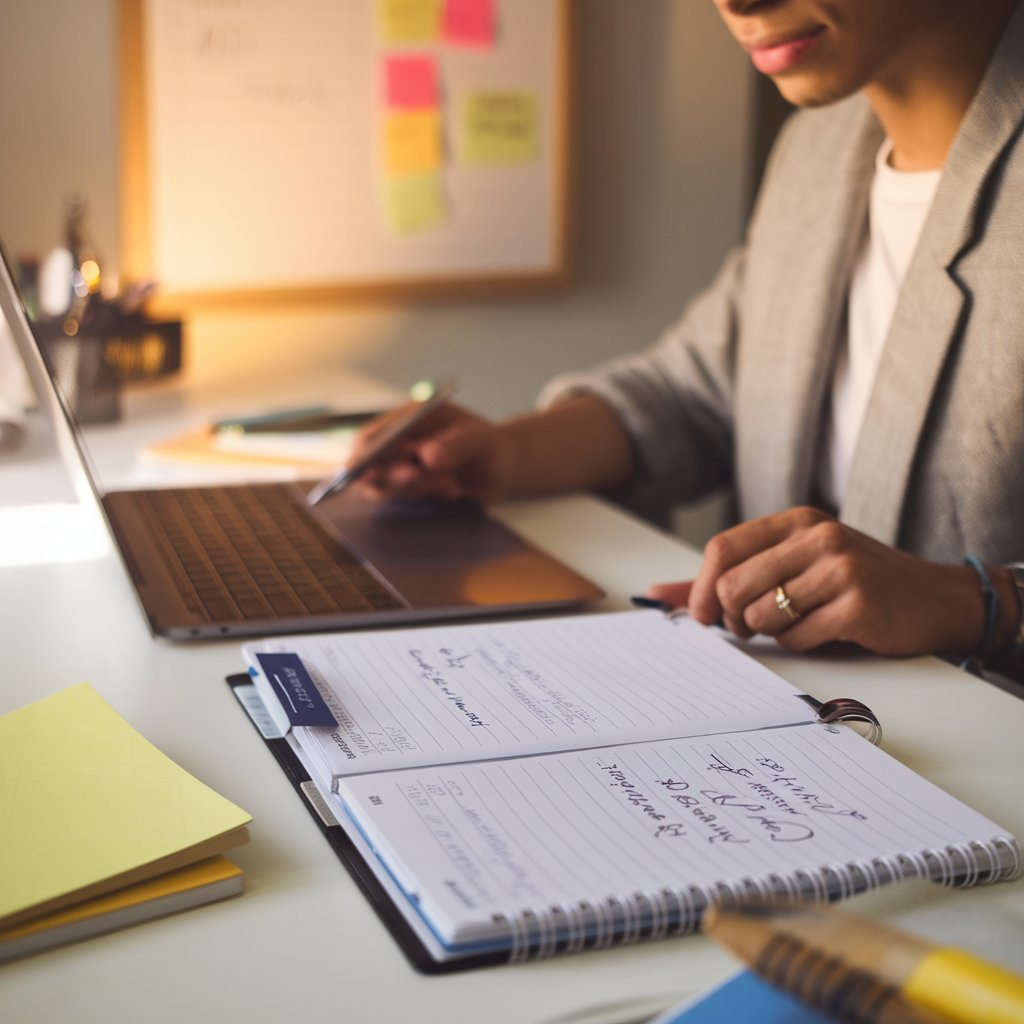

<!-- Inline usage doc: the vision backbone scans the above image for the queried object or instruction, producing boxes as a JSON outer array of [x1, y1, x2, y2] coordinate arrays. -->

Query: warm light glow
[[100, 271, 121, 300], [80, 259, 102, 291], [410, 378, 436, 402], [0, 503, 109, 567]]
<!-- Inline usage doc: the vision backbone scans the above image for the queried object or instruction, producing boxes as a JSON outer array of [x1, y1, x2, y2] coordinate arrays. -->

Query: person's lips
[[747, 26, 825, 75]]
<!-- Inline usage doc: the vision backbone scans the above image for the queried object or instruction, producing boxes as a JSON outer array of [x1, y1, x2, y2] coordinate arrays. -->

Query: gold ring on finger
[[775, 584, 800, 624]]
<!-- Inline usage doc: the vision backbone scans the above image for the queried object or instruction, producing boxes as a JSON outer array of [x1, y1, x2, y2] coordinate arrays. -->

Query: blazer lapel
[[841, 1, 1024, 544]]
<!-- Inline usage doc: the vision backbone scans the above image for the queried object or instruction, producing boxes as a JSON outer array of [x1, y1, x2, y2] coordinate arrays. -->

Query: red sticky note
[[385, 54, 439, 110], [441, 0, 495, 49]]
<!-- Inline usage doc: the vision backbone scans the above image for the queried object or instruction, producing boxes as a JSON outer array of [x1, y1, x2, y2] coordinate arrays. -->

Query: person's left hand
[[645, 507, 993, 659]]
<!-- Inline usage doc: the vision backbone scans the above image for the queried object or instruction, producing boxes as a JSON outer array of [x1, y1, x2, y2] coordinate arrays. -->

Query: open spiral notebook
[[229, 610, 1021, 972]]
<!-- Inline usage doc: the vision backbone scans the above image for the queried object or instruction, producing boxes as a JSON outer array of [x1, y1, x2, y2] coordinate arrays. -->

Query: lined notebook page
[[336, 722, 1017, 950], [244, 611, 815, 780]]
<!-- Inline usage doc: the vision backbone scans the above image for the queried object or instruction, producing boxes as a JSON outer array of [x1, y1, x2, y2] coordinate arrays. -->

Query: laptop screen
[[0, 234, 378, 503], [0, 236, 114, 512]]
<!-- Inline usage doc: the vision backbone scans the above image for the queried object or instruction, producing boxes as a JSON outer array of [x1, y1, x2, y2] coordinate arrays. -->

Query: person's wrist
[[942, 563, 991, 659], [491, 420, 532, 499]]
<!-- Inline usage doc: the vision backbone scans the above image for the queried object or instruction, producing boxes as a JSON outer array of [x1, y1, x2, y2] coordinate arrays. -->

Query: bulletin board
[[118, 0, 575, 307]]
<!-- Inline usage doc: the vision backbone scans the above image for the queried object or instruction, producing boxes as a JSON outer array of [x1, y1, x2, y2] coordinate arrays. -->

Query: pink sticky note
[[441, 0, 495, 49], [384, 54, 439, 110]]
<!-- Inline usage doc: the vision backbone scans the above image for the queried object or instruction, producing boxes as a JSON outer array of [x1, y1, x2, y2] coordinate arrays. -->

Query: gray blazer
[[544, 1, 1024, 567]]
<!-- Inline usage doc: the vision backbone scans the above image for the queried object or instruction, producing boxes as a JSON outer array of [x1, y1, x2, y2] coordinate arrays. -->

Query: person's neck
[[865, 1, 1015, 171]]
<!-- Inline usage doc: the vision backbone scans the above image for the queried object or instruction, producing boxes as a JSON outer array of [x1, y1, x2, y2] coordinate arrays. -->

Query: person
[[349, 0, 1024, 676]]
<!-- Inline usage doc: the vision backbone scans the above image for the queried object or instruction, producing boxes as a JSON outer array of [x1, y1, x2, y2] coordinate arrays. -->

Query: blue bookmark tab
[[254, 653, 338, 727]]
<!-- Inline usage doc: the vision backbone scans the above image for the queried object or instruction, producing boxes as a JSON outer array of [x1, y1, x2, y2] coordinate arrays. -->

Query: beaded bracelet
[[963, 555, 999, 667]]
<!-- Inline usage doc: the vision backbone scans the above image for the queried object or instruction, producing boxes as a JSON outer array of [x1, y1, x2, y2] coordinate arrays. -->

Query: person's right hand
[[350, 403, 516, 503]]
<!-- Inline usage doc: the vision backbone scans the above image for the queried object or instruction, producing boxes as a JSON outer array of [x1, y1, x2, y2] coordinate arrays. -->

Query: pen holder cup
[[40, 331, 123, 424], [37, 314, 183, 425]]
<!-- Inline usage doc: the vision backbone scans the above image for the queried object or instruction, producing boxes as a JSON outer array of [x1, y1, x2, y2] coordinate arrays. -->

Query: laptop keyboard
[[134, 485, 403, 622]]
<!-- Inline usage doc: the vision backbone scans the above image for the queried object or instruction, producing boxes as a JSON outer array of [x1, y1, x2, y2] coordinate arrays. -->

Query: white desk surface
[[1, 375, 1023, 1024]]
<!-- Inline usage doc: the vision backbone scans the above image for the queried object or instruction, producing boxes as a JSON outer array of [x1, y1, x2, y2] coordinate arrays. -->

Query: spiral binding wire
[[500, 835, 1021, 962]]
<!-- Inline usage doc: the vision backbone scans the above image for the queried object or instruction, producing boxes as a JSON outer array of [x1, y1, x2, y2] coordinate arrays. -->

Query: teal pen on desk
[[214, 406, 381, 434]]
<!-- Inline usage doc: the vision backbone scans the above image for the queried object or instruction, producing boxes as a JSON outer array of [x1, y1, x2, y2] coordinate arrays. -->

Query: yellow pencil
[[703, 902, 1024, 1024]]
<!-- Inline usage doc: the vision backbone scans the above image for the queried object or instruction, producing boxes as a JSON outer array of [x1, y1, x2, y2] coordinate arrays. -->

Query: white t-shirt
[[817, 139, 942, 511]]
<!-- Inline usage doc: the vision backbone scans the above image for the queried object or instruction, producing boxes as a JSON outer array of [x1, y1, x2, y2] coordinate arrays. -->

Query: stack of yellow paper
[[0, 684, 252, 961]]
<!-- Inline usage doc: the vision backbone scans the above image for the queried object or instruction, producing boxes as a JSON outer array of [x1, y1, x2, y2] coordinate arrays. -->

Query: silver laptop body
[[0, 240, 603, 640]]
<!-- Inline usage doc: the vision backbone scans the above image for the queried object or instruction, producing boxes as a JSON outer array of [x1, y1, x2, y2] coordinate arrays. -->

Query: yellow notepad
[[0, 683, 252, 931]]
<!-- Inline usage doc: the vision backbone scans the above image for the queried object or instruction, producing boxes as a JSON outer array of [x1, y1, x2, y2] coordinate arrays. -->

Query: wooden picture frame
[[119, 0, 575, 309]]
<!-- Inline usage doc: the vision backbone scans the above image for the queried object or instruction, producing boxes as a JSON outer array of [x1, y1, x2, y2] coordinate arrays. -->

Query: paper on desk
[[213, 427, 358, 465], [140, 425, 357, 485]]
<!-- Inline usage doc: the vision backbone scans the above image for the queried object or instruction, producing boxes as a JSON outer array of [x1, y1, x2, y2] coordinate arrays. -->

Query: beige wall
[[0, 1, 755, 540]]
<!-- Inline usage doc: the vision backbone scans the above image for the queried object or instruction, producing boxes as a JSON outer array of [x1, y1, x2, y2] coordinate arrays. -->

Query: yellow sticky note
[[385, 174, 446, 234], [385, 110, 443, 176], [378, 0, 441, 44], [0, 684, 251, 927], [461, 92, 539, 165]]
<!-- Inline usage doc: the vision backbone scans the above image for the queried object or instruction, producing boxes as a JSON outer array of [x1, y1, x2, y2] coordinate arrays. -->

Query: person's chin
[[770, 72, 859, 109]]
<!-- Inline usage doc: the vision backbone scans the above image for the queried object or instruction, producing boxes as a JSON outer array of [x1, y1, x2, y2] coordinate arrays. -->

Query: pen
[[630, 595, 726, 629], [305, 378, 458, 506], [704, 902, 1024, 1024], [630, 596, 675, 612]]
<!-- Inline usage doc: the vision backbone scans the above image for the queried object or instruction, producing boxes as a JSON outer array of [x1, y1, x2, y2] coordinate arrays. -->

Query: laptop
[[0, 241, 603, 639]]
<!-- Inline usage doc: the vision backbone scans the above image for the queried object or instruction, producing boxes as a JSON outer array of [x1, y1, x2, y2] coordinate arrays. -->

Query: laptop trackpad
[[321, 494, 601, 610]]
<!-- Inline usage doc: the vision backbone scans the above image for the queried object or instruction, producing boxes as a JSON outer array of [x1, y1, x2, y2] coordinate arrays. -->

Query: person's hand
[[350, 393, 636, 504], [350, 402, 516, 503], [645, 507, 1002, 659]]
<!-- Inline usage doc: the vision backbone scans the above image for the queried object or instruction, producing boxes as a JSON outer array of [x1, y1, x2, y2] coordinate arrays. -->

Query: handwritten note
[[378, 0, 442, 44], [336, 722, 1013, 948], [460, 91, 539, 164], [441, 0, 496, 49], [243, 611, 816, 782]]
